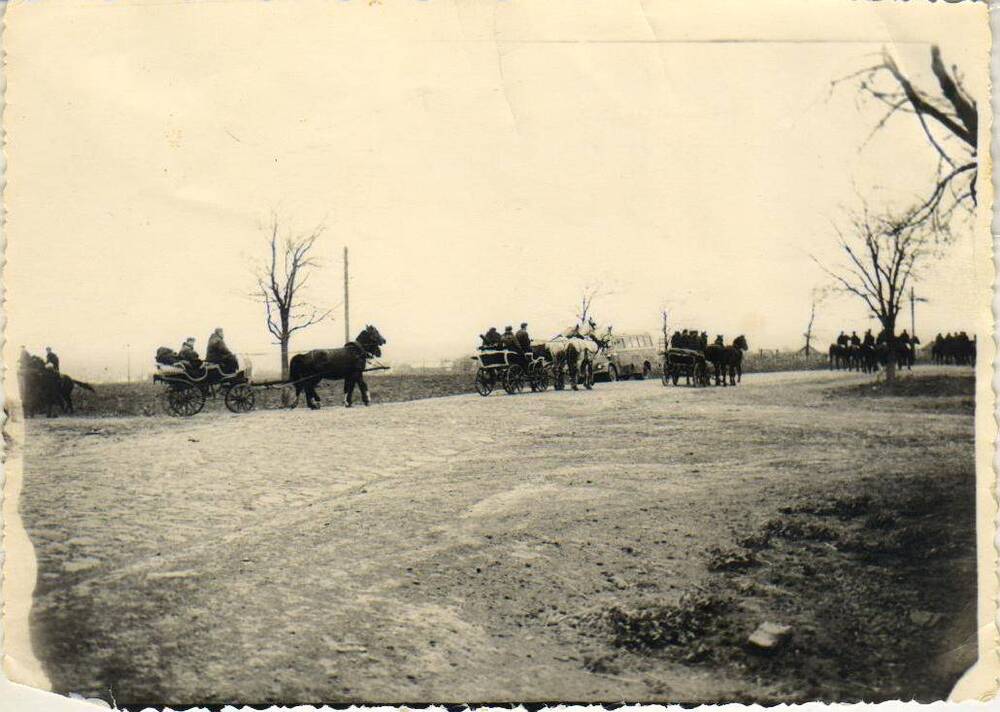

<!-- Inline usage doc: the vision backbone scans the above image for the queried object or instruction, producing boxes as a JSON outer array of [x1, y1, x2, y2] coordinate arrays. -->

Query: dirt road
[[15, 368, 976, 704]]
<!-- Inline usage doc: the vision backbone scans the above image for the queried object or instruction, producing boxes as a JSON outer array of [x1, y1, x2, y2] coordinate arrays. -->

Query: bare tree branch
[[252, 216, 333, 377]]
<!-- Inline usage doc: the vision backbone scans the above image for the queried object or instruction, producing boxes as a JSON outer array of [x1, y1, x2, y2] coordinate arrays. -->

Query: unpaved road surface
[[14, 368, 976, 704]]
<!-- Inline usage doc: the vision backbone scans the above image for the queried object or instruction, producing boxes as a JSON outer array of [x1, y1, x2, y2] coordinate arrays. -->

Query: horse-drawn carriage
[[661, 347, 710, 387], [473, 348, 551, 396], [153, 361, 256, 416]]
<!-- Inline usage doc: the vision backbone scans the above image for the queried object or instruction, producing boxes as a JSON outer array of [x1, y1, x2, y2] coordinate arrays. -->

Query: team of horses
[[704, 335, 749, 386], [541, 321, 613, 391]]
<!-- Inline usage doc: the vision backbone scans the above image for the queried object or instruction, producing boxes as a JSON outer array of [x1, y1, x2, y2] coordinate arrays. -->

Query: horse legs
[[344, 375, 356, 407], [357, 373, 371, 406], [568, 355, 579, 391]]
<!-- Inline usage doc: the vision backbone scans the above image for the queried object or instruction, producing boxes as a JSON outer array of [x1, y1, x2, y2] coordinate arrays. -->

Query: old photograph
[[2, 0, 995, 707]]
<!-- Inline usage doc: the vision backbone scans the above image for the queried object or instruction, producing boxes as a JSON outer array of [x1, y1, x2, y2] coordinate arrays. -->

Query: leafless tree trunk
[[813, 204, 932, 383], [800, 300, 816, 356], [837, 45, 978, 231], [254, 216, 333, 379]]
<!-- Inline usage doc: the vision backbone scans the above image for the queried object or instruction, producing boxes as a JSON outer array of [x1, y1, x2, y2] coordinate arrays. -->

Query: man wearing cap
[[501, 326, 519, 352], [515, 323, 532, 354]]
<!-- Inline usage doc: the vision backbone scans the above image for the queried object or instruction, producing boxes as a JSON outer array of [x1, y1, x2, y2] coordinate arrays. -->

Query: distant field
[[36, 352, 935, 417]]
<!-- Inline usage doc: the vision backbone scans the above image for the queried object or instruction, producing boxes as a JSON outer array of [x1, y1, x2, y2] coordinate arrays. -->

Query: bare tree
[[575, 281, 614, 325], [837, 45, 978, 231], [813, 203, 932, 382], [254, 216, 333, 378], [799, 299, 817, 356]]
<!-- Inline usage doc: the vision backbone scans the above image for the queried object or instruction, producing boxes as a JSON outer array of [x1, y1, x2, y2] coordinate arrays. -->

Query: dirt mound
[[825, 374, 974, 414]]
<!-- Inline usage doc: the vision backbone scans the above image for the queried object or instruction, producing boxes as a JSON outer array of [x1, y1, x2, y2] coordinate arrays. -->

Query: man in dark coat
[[515, 323, 532, 353], [837, 331, 849, 347], [850, 331, 861, 347], [206, 327, 239, 372], [178, 338, 202, 373], [501, 326, 519, 351], [862, 330, 875, 348], [482, 327, 502, 349], [45, 347, 60, 373]]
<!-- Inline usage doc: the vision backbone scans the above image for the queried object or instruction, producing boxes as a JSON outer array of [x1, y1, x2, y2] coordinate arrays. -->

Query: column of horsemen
[[828, 329, 975, 372]]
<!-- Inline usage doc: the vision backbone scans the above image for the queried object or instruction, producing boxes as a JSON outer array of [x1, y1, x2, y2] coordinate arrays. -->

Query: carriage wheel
[[225, 384, 256, 413], [475, 368, 494, 397], [660, 362, 669, 386], [533, 367, 550, 392], [503, 365, 525, 394], [167, 385, 206, 417]]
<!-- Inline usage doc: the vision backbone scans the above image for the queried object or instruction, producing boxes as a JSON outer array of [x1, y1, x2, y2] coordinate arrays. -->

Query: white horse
[[545, 321, 612, 390]]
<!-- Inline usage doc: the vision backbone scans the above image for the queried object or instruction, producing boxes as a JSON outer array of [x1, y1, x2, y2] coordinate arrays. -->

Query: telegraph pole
[[910, 286, 928, 337], [343, 246, 350, 343]]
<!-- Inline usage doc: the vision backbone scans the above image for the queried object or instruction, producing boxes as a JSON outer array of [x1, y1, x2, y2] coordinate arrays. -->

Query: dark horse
[[704, 335, 749, 386], [287, 325, 386, 409], [20, 360, 95, 417]]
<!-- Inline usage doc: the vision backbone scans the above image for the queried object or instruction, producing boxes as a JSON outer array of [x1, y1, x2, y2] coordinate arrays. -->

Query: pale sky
[[4, 0, 991, 380]]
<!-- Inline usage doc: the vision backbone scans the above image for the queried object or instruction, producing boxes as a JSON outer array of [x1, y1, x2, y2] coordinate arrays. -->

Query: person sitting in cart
[[481, 327, 502, 349], [177, 337, 202, 373], [714, 334, 724, 346], [699, 332, 708, 350], [206, 327, 239, 373], [515, 323, 532, 354], [501, 326, 519, 351]]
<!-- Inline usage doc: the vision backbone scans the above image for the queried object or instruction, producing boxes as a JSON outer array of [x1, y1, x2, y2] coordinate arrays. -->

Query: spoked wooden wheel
[[166, 385, 206, 417], [475, 368, 495, 397], [661, 362, 670, 386], [225, 383, 256, 413], [532, 365, 550, 392], [503, 364, 525, 394]]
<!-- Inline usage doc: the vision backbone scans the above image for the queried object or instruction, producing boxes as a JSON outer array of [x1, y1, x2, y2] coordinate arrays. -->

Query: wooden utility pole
[[343, 246, 350, 344], [909, 286, 928, 337], [661, 309, 669, 350]]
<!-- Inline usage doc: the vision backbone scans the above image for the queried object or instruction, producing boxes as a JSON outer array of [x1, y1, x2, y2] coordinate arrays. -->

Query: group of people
[[157, 328, 239, 373], [835, 328, 919, 350], [479, 323, 533, 353], [669, 330, 710, 351]]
